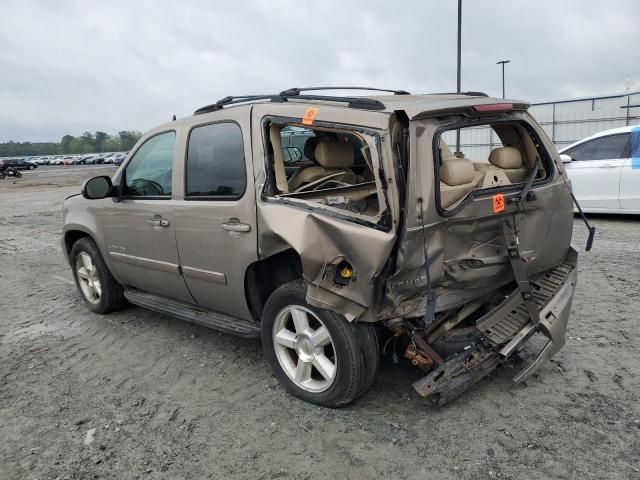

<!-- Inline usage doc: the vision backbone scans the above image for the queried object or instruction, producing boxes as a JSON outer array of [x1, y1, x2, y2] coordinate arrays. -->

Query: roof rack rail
[[290, 94, 385, 110], [279, 86, 410, 96], [194, 95, 284, 115], [193, 90, 389, 115]]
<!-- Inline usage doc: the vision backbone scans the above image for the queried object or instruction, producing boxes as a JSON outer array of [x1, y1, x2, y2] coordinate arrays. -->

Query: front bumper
[[413, 247, 578, 403]]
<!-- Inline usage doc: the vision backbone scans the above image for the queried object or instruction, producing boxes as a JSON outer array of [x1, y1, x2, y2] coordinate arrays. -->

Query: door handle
[[598, 164, 618, 169], [148, 217, 170, 227], [222, 219, 251, 233]]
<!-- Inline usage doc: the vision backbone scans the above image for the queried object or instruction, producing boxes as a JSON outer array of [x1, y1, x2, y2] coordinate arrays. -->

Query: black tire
[[432, 326, 483, 358], [354, 322, 379, 397], [15, 171, 22, 178], [261, 280, 373, 407], [0, 172, 5, 179], [70, 237, 127, 314]]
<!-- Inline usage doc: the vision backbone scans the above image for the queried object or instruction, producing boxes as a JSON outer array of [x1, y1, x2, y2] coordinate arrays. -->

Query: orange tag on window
[[492, 193, 505, 213], [301, 107, 318, 125]]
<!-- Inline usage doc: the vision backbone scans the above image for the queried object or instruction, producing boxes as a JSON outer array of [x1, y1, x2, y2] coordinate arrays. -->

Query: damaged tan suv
[[62, 87, 581, 407]]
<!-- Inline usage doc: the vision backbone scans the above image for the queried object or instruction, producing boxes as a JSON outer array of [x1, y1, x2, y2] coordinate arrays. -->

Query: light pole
[[455, 0, 462, 154], [496, 59, 510, 98]]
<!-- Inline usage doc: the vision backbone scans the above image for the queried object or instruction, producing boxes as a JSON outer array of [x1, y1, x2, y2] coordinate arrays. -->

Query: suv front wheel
[[70, 237, 127, 314], [261, 281, 378, 407]]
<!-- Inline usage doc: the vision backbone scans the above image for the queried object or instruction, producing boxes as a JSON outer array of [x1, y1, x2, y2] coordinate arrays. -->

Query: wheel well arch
[[244, 248, 303, 321], [63, 229, 93, 255]]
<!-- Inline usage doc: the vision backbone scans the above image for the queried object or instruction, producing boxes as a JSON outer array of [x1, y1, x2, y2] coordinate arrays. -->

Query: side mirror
[[559, 154, 573, 164], [82, 175, 113, 199]]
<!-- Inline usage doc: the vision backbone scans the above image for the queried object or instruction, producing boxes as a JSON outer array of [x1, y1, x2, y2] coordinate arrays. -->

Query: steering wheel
[[128, 178, 164, 196]]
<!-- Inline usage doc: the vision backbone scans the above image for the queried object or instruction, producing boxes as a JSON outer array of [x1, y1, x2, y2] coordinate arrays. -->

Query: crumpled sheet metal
[[257, 202, 396, 321]]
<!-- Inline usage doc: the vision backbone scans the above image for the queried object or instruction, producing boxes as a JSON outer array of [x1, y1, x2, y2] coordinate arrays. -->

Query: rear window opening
[[264, 123, 386, 222], [435, 120, 552, 211]]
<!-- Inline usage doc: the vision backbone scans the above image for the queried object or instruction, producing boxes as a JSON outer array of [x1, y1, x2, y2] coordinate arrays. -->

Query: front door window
[[124, 131, 175, 197]]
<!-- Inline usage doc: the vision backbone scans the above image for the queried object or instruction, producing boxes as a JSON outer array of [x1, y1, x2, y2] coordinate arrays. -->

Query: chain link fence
[[441, 91, 640, 160], [530, 91, 640, 150]]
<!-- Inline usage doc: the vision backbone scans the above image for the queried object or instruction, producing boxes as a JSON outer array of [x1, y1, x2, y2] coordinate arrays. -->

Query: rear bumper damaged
[[413, 248, 578, 404]]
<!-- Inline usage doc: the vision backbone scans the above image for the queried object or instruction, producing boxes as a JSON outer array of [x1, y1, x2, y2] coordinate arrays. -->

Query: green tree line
[[0, 130, 142, 157]]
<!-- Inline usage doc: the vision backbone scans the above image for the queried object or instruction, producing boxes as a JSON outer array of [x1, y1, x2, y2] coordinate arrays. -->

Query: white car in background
[[559, 125, 640, 213]]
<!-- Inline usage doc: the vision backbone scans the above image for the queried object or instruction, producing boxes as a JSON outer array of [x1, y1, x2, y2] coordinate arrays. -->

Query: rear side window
[[186, 122, 246, 198], [435, 120, 552, 213], [567, 133, 630, 161], [124, 131, 175, 197]]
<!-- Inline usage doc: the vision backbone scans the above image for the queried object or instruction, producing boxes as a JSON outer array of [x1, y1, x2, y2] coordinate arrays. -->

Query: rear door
[[174, 110, 258, 320], [619, 128, 640, 210], [563, 133, 630, 210], [100, 131, 193, 303]]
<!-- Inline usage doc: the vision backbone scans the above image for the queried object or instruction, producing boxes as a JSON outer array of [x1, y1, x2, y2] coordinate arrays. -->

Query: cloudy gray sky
[[1, 0, 638, 142]]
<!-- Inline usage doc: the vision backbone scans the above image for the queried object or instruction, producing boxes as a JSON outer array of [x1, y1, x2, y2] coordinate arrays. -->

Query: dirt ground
[[1, 166, 639, 480]]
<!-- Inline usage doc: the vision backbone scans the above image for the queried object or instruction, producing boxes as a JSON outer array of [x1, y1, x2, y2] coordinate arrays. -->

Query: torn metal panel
[[250, 103, 399, 321], [380, 113, 575, 321], [256, 202, 396, 319]]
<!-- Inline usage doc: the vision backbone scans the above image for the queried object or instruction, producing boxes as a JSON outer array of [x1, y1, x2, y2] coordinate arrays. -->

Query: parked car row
[[0, 157, 37, 171], [1, 152, 129, 168]]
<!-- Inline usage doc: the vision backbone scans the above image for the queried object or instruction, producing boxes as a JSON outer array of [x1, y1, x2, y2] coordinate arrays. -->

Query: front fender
[[62, 197, 122, 284]]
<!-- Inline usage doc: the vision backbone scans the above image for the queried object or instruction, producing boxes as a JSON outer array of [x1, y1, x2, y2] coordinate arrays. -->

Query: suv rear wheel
[[70, 237, 127, 314], [261, 281, 378, 407]]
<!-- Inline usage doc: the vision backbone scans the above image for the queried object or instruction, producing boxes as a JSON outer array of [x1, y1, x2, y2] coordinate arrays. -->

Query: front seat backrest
[[314, 139, 354, 168], [288, 138, 357, 191]]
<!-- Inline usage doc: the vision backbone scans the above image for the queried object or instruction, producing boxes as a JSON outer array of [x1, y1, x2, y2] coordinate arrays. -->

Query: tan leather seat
[[288, 138, 357, 191], [475, 146, 527, 183], [440, 157, 482, 208]]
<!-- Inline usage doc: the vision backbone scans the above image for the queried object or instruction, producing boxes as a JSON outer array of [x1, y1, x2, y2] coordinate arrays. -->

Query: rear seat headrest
[[314, 139, 354, 168], [489, 146, 522, 169], [440, 158, 476, 186]]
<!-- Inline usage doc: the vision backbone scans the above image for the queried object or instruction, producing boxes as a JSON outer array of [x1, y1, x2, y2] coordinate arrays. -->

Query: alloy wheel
[[75, 252, 102, 304], [272, 305, 337, 393]]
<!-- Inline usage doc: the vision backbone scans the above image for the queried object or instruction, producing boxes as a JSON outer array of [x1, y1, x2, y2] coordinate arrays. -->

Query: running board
[[124, 290, 260, 338]]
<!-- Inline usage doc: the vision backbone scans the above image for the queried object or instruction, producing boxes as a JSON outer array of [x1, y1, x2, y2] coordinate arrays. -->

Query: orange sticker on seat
[[301, 107, 319, 125], [493, 193, 505, 213]]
